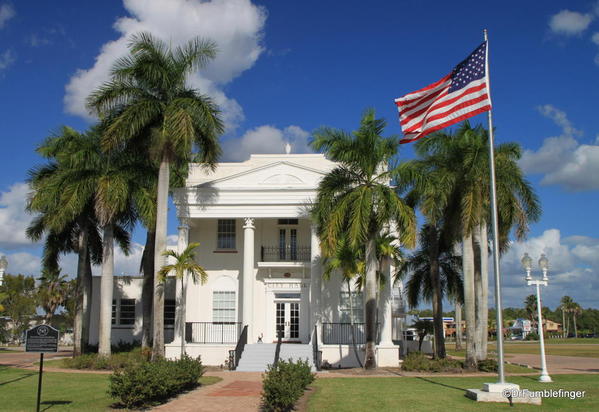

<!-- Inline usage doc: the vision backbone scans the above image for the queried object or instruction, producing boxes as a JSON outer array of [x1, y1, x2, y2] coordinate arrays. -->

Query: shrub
[[477, 358, 498, 372], [525, 331, 539, 341], [62, 348, 146, 370], [401, 352, 463, 372], [109, 355, 205, 409], [261, 358, 315, 412]]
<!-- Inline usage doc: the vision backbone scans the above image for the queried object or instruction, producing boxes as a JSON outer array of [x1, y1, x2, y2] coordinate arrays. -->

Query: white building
[[90, 153, 407, 368]]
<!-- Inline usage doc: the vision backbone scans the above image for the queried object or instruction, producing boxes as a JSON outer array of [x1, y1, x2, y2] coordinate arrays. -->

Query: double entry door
[[275, 301, 300, 341]]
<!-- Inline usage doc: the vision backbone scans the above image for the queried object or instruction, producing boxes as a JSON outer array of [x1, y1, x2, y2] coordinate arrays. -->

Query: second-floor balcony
[[260, 245, 311, 262]]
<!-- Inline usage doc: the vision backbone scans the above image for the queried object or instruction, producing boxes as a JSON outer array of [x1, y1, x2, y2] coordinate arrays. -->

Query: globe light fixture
[[522, 252, 552, 383]]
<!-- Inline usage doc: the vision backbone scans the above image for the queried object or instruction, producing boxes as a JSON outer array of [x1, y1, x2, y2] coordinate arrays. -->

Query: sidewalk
[[505, 353, 599, 374]]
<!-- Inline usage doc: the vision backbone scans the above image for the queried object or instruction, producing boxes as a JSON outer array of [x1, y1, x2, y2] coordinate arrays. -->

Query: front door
[[275, 302, 300, 341]]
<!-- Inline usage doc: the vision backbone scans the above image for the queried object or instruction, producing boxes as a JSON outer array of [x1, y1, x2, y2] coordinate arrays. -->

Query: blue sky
[[1, 0, 598, 309]]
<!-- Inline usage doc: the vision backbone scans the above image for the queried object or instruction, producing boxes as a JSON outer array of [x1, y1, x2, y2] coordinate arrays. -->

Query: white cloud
[[520, 105, 599, 191], [0, 3, 15, 29], [221, 125, 312, 161], [0, 49, 15, 71], [493, 229, 599, 309], [0, 183, 35, 249], [549, 10, 594, 35], [64, 0, 266, 131]]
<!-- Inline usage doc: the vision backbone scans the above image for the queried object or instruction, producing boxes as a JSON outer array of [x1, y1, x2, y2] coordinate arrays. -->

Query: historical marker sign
[[25, 325, 59, 353]]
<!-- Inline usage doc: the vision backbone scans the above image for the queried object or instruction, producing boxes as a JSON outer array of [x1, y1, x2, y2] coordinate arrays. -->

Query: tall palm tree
[[311, 109, 416, 369], [570, 302, 582, 338], [88, 32, 224, 360], [408, 122, 540, 365], [525, 294, 537, 327], [560, 296, 574, 338], [158, 242, 208, 356], [396, 224, 463, 358], [37, 269, 69, 324]]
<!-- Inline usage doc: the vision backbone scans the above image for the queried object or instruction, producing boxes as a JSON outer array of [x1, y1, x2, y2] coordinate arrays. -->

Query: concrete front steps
[[236, 343, 315, 372]]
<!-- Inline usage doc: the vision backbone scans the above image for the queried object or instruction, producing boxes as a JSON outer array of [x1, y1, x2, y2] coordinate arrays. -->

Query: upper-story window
[[112, 298, 136, 326], [277, 218, 298, 225], [217, 219, 236, 249]]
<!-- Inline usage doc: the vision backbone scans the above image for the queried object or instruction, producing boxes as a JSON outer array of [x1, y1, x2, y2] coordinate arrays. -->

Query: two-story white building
[[89, 153, 407, 369]]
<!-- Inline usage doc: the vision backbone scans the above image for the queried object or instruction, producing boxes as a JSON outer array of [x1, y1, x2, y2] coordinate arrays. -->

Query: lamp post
[[521, 252, 552, 383], [0, 255, 8, 286]]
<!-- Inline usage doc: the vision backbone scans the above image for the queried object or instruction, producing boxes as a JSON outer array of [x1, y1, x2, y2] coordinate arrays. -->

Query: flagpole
[[483, 28, 506, 384]]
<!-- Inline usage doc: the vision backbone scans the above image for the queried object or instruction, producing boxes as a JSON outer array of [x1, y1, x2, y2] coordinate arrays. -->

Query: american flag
[[395, 42, 491, 144]]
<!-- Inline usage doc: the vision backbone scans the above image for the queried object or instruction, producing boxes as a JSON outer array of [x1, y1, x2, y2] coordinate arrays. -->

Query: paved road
[[506, 353, 599, 374]]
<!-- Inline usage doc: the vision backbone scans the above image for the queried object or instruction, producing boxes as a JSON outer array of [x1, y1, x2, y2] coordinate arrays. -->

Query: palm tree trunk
[[98, 224, 114, 358], [573, 314, 578, 338], [347, 279, 363, 368], [429, 227, 446, 359], [455, 301, 463, 350], [562, 309, 566, 338], [73, 226, 89, 357], [363, 236, 378, 369], [476, 222, 488, 360], [142, 230, 155, 349], [152, 155, 170, 360], [462, 232, 477, 369], [83, 248, 92, 351]]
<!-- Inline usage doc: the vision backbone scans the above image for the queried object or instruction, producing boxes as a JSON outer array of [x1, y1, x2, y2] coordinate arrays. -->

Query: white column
[[242, 218, 255, 341], [310, 224, 322, 345], [173, 218, 189, 348]]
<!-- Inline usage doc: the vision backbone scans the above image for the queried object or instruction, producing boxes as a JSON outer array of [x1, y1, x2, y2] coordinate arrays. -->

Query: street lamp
[[521, 252, 552, 383], [0, 255, 8, 286]]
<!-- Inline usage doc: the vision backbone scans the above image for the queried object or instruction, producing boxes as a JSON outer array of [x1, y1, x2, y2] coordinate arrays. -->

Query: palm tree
[[525, 294, 537, 327], [571, 302, 582, 338], [560, 296, 574, 338], [397, 225, 463, 358], [88, 32, 224, 360], [408, 122, 540, 365], [37, 269, 69, 324], [411, 319, 434, 352], [311, 109, 416, 369], [158, 242, 208, 356]]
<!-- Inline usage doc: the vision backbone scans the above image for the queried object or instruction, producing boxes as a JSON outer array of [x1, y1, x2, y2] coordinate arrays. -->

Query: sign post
[[25, 325, 59, 412]]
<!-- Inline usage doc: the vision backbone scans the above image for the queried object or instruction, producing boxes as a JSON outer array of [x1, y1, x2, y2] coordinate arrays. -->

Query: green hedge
[[109, 355, 205, 409], [401, 352, 463, 372], [261, 359, 315, 412], [62, 347, 148, 370]]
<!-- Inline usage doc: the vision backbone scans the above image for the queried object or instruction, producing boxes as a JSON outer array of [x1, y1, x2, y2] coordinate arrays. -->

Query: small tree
[[37, 269, 69, 324], [0, 274, 37, 342], [411, 320, 434, 352]]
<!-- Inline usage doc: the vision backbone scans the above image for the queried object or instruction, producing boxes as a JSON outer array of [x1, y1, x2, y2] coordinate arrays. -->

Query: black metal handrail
[[312, 324, 321, 371], [260, 245, 311, 262], [322, 322, 380, 345], [229, 325, 248, 370], [185, 322, 241, 344]]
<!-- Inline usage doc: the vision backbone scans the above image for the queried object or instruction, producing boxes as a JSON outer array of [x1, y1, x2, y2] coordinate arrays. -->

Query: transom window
[[217, 219, 236, 249], [213, 291, 236, 323], [112, 298, 136, 326], [339, 291, 364, 323], [278, 218, 298, 225]]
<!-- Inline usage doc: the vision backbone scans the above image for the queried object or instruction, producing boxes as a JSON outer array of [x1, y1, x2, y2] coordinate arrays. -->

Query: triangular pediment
[[194, 161, 328, 189]]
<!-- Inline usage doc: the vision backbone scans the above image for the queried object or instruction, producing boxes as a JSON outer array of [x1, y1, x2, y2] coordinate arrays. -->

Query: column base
[[376, 345, 399, 367]]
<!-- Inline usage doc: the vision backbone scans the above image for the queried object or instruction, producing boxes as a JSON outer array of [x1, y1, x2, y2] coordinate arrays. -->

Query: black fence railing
[[229, 325, 248, 370], [185, 322, 242, 344], [312, 324, 321, 371], [260, 246, 311, 262], [322, 322, 380, 345]]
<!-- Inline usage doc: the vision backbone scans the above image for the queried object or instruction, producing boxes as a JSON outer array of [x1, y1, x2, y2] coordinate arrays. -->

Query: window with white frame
[[212, 291, 236, 323], [217, 219, 236, 249], [339, 291, 364, 323], [112, 298, 136, 326]]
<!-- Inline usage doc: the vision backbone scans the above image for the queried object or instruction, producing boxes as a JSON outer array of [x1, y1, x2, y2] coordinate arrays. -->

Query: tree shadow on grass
[[415, 377, 468, 392]]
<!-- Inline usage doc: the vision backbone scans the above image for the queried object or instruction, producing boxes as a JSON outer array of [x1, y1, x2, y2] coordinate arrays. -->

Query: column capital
[[243, 217, 255, 229]]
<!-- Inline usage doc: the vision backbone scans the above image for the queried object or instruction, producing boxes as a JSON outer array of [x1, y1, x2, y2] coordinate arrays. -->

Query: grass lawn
[[446, 342, 599, 358], [0, 366, 221, 411], [308, 374, 599, 411]]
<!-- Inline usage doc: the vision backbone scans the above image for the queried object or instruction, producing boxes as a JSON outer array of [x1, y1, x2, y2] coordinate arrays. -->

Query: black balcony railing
[[260, 245, 311, 262], [322, 322, 380, 345], [185, 322, 242, 344]]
